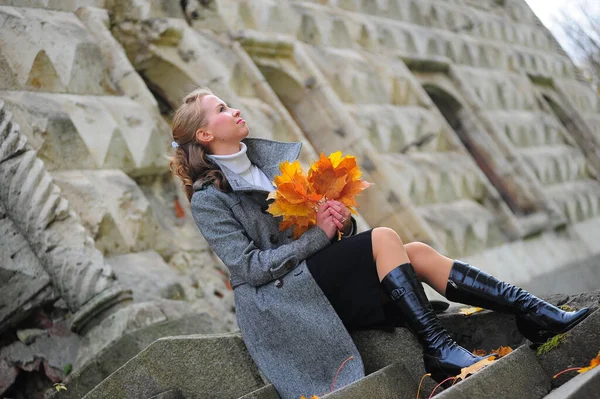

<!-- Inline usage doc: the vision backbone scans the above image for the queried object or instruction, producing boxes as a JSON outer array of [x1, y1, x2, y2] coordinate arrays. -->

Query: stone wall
[[0, 0, 599, 396]]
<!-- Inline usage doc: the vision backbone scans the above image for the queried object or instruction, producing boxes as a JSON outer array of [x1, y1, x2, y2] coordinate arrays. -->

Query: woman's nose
[[232, 108, 241, 117]]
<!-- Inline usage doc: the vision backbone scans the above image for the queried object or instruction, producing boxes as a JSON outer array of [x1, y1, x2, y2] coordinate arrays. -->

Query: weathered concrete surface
[[522, 253, 600, 296], [538, 309, 600, 388], [57, 309, 229, 399], [107, 251, 186, 302], [83, 334, 264, 399], [440, 308, 525, 352], [436, 346, 551, 399], [0, 202, 56, 332], [544, 366, 600, 399], [321, 362, 417, 399], [51, 169, 161, 257], [351, 328, 435, 394], [2, 0, 600, 397], [148, 389, 185, 399]]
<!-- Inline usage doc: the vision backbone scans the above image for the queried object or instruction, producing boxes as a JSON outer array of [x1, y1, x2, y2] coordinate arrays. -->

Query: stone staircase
[[54, 292, 599, 399]]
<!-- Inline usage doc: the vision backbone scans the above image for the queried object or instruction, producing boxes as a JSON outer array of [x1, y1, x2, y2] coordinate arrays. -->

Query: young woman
[[170, 88, 589, 399]]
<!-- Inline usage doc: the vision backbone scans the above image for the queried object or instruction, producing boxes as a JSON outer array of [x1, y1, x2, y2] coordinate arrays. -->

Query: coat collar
[[198, 138, 302, 193]]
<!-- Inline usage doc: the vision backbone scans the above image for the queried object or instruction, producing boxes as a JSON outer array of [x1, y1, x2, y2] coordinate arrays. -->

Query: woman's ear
[[196, 128, 213, 145]]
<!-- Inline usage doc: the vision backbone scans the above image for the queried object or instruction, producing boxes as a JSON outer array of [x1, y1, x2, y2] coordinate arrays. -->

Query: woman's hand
[[326, 200, 352, 236], [315, 202, 338, 240]]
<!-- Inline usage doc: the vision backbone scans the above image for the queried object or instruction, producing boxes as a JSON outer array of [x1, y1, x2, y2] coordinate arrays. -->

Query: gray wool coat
[[190, 138, 365, 399]]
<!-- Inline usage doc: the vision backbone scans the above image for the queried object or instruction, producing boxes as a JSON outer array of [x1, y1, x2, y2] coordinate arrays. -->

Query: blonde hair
[[169, 88, 230, 201]]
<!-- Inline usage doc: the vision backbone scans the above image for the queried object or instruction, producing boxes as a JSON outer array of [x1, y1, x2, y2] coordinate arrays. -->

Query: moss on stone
[[536, 333, 566, 356], [559, 304, 576, 312]]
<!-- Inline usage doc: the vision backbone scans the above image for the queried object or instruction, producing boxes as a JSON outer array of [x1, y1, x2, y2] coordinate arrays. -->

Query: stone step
[[351, 308, 527, 396], [543, 366, 600, 399], [54, 309, 229, 399], [83, 333, 265, 399], [435, 346, 551, 399], [148, 390, 184, 399], [320, 362, 417, 399], [537, 309, 600, 388]]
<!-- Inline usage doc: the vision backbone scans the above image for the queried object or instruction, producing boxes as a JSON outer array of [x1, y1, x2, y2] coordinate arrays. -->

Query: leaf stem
[[553, 367, 582, 379], [416, 373, 431, 399], [330, 355, 355, 392], [428, 377, 457, 399]]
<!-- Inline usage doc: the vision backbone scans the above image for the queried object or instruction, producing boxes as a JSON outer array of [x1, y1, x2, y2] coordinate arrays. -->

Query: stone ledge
[[321, 362, 417, 399], [537, 309, 600, 388], [83, 333, 264, 399], [544, 366, 600, 399], [435, 346, 551, 399], [54, 312, 232, 399]]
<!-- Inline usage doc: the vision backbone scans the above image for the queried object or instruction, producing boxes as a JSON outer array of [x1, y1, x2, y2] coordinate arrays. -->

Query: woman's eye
[[220, 106, 225, 112]]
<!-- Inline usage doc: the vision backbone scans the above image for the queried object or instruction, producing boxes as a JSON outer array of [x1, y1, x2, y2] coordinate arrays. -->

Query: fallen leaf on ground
[[493, 346, 513, 358], [53, 383, 67, 392], [579, 351, 600, 373], [472, 346, 513, 359], [456, 356, 496, 381], [458, 307, 483, 316]]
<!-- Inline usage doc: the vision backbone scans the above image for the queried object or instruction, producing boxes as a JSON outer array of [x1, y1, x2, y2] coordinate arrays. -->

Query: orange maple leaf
[[308, 152, 372, 202], [493, 346, 513, 358], [472, 349, 487, 357], [472, 346, 513, 358], [267, 152, 371, 238], [578, 351, 600, 373]]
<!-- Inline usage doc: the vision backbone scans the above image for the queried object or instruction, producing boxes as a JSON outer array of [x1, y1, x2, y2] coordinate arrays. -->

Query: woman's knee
[[405, 241, 434, 263], [372, 227, 403, 246]]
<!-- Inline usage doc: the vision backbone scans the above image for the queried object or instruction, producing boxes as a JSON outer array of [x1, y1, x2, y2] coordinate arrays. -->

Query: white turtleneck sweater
[[211, 142, 274, 191]]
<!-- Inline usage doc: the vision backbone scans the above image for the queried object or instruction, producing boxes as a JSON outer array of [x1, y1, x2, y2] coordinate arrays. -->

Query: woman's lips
[[237, 119, 245, 124]]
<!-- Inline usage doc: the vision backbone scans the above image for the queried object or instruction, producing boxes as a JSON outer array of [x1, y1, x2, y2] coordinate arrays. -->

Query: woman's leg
[[372, 228, 487, 382], [404, 242, 453, 295], [371, 227, 410, 280], [404, 242, 590, 343]]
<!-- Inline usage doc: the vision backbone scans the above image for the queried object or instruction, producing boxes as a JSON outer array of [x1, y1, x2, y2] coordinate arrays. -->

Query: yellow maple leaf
[[268, 152, 371, 238], [53, 383, 68, 392], [472, 349, 487, 356], [456, 356, 496, 381], [578, 351, 600, 373], [458, 307, 484, 316]]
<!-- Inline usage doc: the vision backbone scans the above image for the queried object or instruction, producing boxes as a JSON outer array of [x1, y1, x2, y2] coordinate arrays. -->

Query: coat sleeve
[[191, 190, 332, 287], [345, 217, 358, 237]]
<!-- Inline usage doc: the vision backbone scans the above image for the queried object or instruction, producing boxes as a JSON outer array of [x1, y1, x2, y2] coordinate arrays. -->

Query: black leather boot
[[446, 260, 590, 343], [381, 263, 490, 382]]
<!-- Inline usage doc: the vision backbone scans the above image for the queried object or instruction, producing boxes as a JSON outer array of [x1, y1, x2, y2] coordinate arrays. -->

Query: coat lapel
[[207, 138, 302, 193]]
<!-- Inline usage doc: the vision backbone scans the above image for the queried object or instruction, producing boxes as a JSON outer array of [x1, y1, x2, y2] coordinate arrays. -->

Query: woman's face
[[197, 94, 248, 154]]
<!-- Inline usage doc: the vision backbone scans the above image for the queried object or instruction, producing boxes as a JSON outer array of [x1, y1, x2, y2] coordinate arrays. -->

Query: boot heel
[[516, 317, 556, 343]]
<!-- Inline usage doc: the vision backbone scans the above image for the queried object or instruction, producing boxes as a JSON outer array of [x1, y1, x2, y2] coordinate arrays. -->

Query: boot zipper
[[448, 279, 458, 289]]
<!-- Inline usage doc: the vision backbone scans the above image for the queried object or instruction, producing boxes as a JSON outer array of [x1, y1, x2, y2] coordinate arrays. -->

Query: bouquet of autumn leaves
[[267, 151, 372, 239]]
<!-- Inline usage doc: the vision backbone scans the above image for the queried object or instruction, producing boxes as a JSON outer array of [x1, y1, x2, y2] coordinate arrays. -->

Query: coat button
[[275, 279, 283, 288], [269, 234, 279, 244]]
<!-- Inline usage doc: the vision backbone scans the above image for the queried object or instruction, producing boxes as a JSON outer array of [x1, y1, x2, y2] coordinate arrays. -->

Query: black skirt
[[306, 229, 403, 332]]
